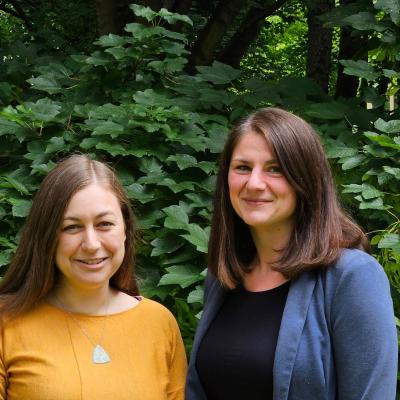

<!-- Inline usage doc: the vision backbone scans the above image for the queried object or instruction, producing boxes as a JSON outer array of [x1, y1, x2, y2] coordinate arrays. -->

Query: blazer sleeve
[[328, 251, 398, 399]]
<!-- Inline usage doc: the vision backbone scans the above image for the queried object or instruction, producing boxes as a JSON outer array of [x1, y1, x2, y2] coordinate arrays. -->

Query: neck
[[52, 283, 114, 315], [250, 222, 293, 266]]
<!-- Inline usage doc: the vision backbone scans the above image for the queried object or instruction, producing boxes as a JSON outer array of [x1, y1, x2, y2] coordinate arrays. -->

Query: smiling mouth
[[75, 257, 108, 265], [243, 199, 272, 204]]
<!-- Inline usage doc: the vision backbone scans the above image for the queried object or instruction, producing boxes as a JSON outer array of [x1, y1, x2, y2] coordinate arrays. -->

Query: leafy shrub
[[0, 4, 399, 359]]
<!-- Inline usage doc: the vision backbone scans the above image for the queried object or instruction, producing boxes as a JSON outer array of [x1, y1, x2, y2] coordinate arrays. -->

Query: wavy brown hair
[[208, 107, 369, 288], [0, 155, 139, 318]]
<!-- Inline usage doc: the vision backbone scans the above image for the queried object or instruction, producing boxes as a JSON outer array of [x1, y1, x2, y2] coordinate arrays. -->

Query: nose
[[81, 227, 101, 252], [247, 169, 266, 191]]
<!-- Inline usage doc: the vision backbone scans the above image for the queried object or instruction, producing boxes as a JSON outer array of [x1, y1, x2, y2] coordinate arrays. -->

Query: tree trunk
[[169, 0, 193, 31], [217, 0, 287, 68], [305, 0, 334, 93], [334, 27, 366, 98], [186, 0, 247, 73], [95, 0, 120, 35]]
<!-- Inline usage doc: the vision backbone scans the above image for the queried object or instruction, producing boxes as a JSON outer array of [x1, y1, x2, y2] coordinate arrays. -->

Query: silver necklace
[[55, 295, 111, 364]]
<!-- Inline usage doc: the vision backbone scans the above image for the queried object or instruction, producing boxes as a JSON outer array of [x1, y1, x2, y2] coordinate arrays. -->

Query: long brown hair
[[0, 155, 139, 318], [209, 107, 369, 288]]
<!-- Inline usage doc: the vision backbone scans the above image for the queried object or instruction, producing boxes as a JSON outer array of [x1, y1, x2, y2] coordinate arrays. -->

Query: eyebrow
[[63, 211, 116, 221], [231, 158, 279, 164]]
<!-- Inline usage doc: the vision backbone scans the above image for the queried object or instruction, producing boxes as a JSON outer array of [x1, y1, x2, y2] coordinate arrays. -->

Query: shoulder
[[321, 249, 392, 316], [135, 297, 179, 327], [334, 248, 382, 271], [1, 302, 61, 337], [139, 297, 173, 314], [324, 248, 388, 287]]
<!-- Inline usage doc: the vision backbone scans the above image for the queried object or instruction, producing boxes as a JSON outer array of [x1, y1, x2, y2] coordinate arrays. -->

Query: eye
[[267, 165, 283, 175], [62, 224, 81, 233], [234, 164, 251, 172], [97, 221, 114, 229]]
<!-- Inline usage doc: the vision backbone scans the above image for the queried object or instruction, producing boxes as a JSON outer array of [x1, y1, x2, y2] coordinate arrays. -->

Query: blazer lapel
[[273, 271, 317, 400], [192, 278, 227, 356], [186, 278, 227, 400]]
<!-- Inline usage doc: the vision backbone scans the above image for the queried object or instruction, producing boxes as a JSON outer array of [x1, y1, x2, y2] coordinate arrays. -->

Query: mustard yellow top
[[0, 297, 187, 400]]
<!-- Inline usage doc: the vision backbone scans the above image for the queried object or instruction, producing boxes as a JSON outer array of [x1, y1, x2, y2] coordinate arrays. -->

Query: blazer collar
[[273, 271, 317, 400]]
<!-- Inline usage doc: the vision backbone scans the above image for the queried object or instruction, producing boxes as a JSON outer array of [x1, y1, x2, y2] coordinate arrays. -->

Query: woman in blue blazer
[[186, 108, 397, 400]]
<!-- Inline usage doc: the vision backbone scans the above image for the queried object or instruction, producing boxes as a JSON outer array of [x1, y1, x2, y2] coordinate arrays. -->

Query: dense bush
[[0, 4, 399, 362]]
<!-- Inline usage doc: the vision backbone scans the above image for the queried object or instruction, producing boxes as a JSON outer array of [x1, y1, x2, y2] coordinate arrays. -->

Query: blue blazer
[[186, 249, 398, 399]]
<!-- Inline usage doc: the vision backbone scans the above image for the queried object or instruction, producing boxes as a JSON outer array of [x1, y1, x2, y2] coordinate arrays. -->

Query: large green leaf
[[383, 166, 400, 180], [181, 224, 209, 253], [132, 89, 172, 107], [129, 4, 158, 21], [92, 121, 125, 138], [0, 252, 11, 268], [303, 102, 348, 119], [340, 155, 367, 170], [9, 198, 32, 217], [196, 61, 241, 84], [85, 51, 112, 66], [343, 12, 386, 31], [158, 8, 193, 26], [25, 98, 62, 122], [148, 57, 187, 74], [374, 118, 400, 134], [357, 196, 386, 210], [339, 60, 379, 81], [375, 0, 400, 25], [378, 233, 400, 253], [45, 137, 66, 154], [187, 285, 204, 304], [125, 183, 154, 204], [163, 205, 189, 229], [124, 24, 171, 41], [95, 142, 148, 157], [365, 131, 400, 149], [167, 154, 197, 170], [94, 34, 127, 47], [324, 140, 358, 158], [0, 118, 28, 142], [150, 236, 185, 257], [27, 75, 63, 94], [158, 265, 203, 288], [0, 176, 30, 195]]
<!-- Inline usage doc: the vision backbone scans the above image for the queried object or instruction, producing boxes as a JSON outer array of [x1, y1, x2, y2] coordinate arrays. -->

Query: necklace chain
[[54, 295, 111, 364]]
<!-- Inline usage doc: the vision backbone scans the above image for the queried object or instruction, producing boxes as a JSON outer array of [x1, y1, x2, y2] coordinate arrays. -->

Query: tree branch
[[0, 1, 23, 20], [217, 0, 287, 68], [0, 0, 33, 28], [186, 0, 247, 73]]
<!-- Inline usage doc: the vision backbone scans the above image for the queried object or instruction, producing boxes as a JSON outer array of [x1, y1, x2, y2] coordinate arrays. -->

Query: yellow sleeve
[[166, 315, 187, 400], [0, 327, 7, 400]]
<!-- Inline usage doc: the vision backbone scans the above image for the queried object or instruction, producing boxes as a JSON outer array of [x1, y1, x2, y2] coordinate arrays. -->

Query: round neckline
[[238, 280, 290, 295], [43, 295, 144, 318]]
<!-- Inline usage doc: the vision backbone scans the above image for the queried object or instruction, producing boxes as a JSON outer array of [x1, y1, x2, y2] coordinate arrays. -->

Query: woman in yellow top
[[0, 155, 187, 400]]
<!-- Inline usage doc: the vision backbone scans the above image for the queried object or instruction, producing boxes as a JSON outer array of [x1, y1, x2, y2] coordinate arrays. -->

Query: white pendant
[[92, 345, 111, 364]]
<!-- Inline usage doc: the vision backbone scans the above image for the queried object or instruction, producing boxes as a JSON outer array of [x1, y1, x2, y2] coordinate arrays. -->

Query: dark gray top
[[196, 281, 290, 400]]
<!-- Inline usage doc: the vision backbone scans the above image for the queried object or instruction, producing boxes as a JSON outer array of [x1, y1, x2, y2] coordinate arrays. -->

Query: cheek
[[55, 236, 77, 258], [281, 184, 297, 210], [228, 172, 243, 195], [106, 230, 126, 252]]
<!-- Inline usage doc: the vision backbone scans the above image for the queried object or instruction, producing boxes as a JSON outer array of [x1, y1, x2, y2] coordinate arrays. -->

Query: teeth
[[80, 258, 105, 265]]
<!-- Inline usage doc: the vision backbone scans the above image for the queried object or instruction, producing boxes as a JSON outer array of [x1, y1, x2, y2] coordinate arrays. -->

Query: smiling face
[[228, 130, 297, 236], [55, 183, 126, 292]]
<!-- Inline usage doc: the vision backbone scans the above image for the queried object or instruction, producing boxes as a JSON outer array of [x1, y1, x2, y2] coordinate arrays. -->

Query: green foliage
[[0, 3, 399, 371], [241, 0, 308, 79]]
